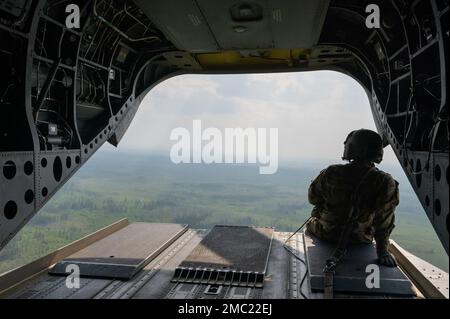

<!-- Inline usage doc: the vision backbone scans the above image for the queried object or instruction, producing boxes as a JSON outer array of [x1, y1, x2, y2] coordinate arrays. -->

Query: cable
[[284, 216, 312, 244], [283, 244, 309, 299], [400, 91, 433, 175], [0, 83, 13, 103], [298, 269, 309, 299], [93, 0, 160, 43], [283, 216, 312, 299]]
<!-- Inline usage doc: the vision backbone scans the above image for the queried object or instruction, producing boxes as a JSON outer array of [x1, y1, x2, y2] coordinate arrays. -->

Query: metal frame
[[0, 0, 448, 257]]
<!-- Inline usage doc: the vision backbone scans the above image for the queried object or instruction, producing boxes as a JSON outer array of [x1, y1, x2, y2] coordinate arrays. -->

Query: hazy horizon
[[117, 71, 401, 166]]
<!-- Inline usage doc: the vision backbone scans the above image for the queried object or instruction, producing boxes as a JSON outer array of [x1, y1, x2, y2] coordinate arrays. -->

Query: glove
[[377, 250, 397, 267], [311, 206, 321, 218]]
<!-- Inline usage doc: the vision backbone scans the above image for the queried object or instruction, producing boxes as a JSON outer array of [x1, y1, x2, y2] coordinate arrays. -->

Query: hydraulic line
[[93, 0, 160, 43]]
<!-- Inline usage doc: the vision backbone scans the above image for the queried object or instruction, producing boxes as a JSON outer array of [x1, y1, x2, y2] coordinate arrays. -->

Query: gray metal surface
[[195, 0, 329, 49], [49, 223, 187, 280], [172, 226, 274, 287], [304, 233, 416, 297], [3, 225, 423, 299]]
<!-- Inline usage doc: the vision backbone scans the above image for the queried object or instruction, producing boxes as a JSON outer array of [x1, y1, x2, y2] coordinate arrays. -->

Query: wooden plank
[[0, 218, 129, 297], [389, 240, 448, 299]]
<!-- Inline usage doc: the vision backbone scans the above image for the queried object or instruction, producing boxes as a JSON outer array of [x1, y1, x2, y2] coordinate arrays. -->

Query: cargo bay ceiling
[[0, 0, 448, 253]]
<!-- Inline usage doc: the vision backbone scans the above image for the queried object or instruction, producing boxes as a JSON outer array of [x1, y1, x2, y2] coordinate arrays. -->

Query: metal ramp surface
[[304, 232, 416, 296], [1, 222, 440, 299], [172, 225, 274, 288], [49, 223, 187, 280]]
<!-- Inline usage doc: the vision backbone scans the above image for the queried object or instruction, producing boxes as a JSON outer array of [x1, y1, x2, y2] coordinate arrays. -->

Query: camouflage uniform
[[306, 163, 399, 252]]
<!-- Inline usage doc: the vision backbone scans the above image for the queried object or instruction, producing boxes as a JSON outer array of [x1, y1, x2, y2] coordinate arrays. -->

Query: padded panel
[[304, 233, 416, 296], [50, 223, 187, 280]]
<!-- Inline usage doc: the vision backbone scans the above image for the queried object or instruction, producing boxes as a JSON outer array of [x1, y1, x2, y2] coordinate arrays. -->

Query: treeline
[[43, 194, 177, 215]]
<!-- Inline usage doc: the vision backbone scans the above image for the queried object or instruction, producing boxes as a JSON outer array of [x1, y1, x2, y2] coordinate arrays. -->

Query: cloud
[[118, 71, 399, 166]]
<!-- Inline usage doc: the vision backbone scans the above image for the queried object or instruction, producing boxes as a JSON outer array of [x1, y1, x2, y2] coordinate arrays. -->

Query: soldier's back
[[318, 163, 396, 218]]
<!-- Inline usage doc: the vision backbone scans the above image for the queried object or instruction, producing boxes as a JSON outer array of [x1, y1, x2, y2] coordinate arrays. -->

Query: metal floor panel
[[4, 227, 420, 299], [304, 232, 416, 297], [172, 225, 274, 287], [49, 223, 187, 280]]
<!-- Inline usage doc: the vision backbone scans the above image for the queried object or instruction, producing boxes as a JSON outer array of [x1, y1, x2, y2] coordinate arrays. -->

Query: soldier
[[306, 129, 399, 267]]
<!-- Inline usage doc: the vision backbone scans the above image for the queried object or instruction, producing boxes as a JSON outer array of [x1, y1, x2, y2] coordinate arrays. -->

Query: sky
[[109, 70, 401, 169]]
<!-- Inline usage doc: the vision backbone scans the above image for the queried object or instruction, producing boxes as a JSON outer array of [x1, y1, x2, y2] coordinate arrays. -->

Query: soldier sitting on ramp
[[306, 129, 399, 267]]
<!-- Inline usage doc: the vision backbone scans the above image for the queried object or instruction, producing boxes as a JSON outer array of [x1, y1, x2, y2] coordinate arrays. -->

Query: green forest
[[0, 150, 447, 273]]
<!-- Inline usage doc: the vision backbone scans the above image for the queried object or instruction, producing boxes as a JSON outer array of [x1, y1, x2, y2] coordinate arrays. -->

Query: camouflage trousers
[[306, 216, 374, 245]]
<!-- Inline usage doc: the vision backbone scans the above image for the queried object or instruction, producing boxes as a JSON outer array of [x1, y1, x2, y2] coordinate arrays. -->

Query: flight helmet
[[342, 129, 384, 164]]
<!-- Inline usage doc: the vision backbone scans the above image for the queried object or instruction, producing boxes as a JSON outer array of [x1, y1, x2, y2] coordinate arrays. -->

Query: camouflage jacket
[[306, 162, 399, 252]]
